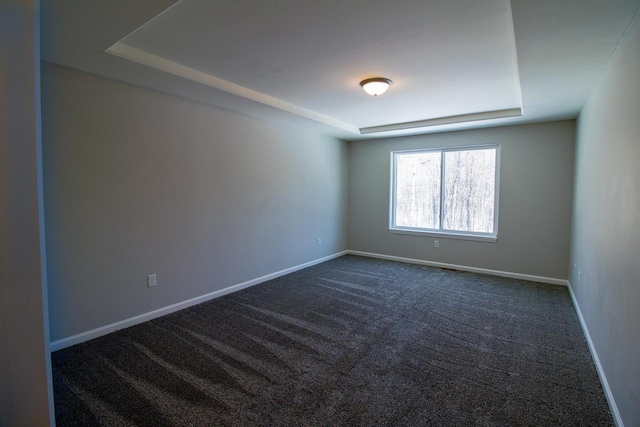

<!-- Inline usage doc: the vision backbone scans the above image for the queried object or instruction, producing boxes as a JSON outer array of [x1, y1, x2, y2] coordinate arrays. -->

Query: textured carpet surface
[[52, 255, 612, 426]]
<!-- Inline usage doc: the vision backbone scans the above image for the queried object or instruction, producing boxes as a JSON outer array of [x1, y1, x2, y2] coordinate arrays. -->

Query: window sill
[[389, 227, 497, 242]]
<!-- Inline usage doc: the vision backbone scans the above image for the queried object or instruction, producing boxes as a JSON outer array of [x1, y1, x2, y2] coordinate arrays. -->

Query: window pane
[[443, 148, 496, 233], [395, 152, 441, 229]]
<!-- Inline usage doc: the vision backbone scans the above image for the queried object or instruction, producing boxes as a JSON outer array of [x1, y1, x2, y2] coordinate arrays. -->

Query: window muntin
[[391, 145, 499, 241]]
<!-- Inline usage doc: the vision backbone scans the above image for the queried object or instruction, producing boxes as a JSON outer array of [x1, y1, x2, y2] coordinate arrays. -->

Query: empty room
[[1, 0, 639, 426]]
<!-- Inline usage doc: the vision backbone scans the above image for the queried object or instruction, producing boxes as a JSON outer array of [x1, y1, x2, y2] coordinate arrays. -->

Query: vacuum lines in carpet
[[52, 255, 612, 426]]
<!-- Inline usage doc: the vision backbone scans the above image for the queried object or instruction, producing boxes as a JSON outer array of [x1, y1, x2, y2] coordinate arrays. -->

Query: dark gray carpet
[[52, 255, 612, 426]]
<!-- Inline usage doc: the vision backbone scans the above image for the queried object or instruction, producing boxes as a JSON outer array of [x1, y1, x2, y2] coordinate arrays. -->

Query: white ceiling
[[41, 0, 640, 140]]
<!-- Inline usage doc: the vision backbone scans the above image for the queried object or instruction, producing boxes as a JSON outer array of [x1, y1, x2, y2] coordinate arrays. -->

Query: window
[[390, 145, 499, 241]]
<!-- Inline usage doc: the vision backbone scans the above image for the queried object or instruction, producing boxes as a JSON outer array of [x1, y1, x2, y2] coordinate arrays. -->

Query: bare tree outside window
[[443, 149, 495, 233], [395, 151, 440, 229], [392, 146, 498, 236]]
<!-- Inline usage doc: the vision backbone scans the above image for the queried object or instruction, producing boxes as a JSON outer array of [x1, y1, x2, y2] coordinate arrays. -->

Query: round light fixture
[[360, 77, 392, 96]]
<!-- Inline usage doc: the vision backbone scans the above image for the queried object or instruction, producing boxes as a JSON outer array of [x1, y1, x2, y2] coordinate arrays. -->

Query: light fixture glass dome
[[360, 77, 392, 96]]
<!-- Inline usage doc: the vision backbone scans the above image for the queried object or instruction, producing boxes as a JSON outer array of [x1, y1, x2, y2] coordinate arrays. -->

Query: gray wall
[[349, 121, 575, 279], [42, 63, 349, 342], [570, 14, 640, 426], [0, 0, 54, 425]]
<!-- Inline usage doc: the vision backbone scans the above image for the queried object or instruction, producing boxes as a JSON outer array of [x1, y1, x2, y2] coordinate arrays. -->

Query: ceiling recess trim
[[106, 43, 523, 138], [106, 42, 361, 134], [359, 108, 523, 134]]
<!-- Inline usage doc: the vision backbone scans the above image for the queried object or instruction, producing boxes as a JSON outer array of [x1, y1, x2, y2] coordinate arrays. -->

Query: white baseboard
[[51, 249, 620, 425], [49, 250, 568, 351], [50, 251, 348, 352], [348, 251, 622, 423], [346, 250, 569, 286], [567, 282, 623, 427]]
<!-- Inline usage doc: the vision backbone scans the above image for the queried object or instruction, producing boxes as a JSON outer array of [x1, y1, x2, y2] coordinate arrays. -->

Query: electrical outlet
[[318, 237, 322, 245], [434, 240, 439, 248], [147, 274, 157, 287]]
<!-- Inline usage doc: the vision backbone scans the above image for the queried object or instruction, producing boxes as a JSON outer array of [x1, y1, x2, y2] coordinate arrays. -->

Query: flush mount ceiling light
[[360, 77, 392, 96]]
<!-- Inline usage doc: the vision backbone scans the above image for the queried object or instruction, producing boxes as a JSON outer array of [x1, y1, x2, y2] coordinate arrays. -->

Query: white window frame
[[389, 144, 500, 242]]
